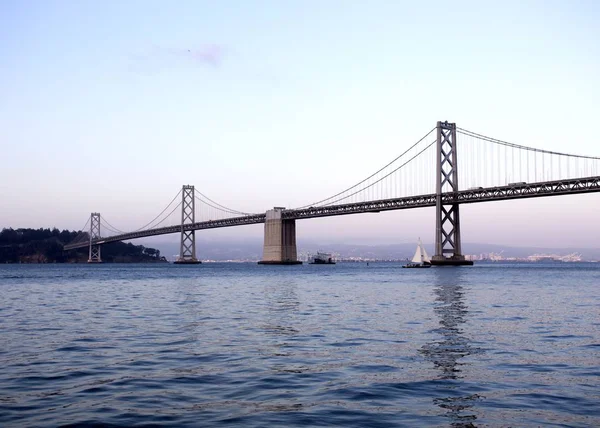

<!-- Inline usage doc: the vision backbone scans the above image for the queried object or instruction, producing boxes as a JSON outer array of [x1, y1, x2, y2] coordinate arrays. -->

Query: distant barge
[[308, 252, 335, 264]]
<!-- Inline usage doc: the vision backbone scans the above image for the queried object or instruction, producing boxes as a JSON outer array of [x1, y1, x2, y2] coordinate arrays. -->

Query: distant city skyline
[[1, 1, 599, 248], [131, 235, 600, 263]]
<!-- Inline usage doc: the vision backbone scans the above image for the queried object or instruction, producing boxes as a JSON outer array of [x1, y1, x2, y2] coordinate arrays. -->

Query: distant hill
[[0, 228, 167, 263]]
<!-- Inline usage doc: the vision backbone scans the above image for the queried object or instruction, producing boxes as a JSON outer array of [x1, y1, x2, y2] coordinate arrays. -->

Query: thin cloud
[[166, 44, 226, 67], [128, 44, 227, 74]]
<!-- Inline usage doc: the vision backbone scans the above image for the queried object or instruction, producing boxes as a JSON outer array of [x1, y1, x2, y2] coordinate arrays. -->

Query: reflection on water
[[261, 279, 300, 365], [421, 269, 482, 427], [263, 279, 300, 337]]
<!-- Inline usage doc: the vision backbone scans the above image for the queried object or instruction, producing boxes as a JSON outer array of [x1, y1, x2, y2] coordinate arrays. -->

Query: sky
[[1, 0, 599, 248]]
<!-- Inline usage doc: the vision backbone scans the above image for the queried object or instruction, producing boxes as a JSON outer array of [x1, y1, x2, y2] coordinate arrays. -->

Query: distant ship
[[531, 255, 563, 262], [308, 252, 335, 264], [403, 238, 432, 268], [527, 253, 582, 262]]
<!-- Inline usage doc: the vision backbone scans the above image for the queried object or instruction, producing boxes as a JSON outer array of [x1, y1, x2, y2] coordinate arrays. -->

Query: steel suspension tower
[[174, 185, 201, 264], [88, 212, 102, 263], [431, 121, 473, 266]]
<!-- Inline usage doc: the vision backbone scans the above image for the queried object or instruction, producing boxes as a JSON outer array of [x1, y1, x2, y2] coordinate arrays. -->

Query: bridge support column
[[258, 207, 302, 265], [431, 121, 473, 266], [88, 212, 102, 263], [174, 185, 201, 264]]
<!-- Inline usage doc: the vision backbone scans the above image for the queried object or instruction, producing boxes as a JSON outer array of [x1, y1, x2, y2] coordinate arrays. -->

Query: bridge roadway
[[64, 175, 600, 250]]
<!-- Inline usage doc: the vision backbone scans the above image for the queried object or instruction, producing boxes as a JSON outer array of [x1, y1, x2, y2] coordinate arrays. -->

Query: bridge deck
[[64, 175, 600, 250], [63, 214, 267, 250], [286, 176, 600, 220]]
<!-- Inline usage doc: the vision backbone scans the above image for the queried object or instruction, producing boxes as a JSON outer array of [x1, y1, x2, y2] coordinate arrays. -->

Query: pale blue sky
[[1, 0, 599, 247]]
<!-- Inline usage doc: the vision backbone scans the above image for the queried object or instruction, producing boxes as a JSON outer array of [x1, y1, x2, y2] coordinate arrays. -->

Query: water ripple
[[0, 263, 599, 426]]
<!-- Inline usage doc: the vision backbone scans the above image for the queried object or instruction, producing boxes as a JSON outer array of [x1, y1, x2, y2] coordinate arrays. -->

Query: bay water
[[1, 262, 599, 427]]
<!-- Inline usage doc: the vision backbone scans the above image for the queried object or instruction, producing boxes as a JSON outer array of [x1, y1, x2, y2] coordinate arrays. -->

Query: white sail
[[411, 246, 422, 263], [421, 242, 431, 263], [411, 239, 431, 264]]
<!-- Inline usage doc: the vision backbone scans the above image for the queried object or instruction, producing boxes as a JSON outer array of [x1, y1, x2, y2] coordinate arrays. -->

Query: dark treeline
[[0, 228, 166, 263]]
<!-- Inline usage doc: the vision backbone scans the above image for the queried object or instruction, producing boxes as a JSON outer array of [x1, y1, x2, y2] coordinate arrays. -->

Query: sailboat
[[402, 238, 432, 268]]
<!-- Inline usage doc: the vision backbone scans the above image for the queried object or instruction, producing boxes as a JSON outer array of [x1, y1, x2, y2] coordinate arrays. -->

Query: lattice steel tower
[[432, 121, 473, 266], [88, 212, 102, 263], [175, 185, 201, 264]]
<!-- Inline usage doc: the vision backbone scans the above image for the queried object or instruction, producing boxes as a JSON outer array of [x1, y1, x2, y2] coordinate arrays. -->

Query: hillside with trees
[[0, 228, 167, 263]]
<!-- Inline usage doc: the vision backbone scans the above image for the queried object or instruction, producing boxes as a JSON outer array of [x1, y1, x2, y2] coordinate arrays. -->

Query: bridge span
[[285, 176, 600, 220], [64, 121, 600, 265], [64, 175, 600, 254]]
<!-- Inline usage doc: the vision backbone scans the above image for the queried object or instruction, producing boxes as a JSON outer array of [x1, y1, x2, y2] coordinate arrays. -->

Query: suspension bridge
[[64, 121, 600, 265]]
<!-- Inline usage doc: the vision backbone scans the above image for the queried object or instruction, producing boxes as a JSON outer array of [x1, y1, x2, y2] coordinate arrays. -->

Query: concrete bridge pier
[[258, 207, 302, 265]]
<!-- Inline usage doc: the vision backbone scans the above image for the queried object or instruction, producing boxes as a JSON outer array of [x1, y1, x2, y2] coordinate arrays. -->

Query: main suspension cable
[[321, 139, 436, 207], [101, 217, 126, 235], [146, 202, 183, 229], [70, 217, 91, 243], [195, 191, 252, 215], [295, 127, 436, 209], [194, 195, 251, 216], [132, 189, 183, 232], [458, 128, 600, 160]]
